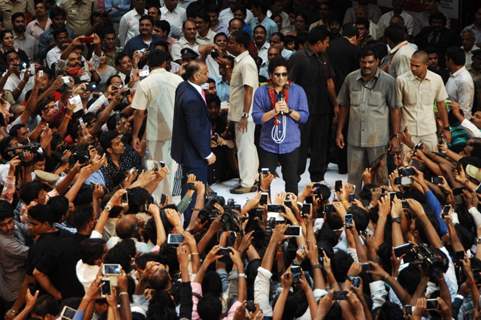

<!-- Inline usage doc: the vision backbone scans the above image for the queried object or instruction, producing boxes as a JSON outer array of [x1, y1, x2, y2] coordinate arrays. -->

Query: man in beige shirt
[[132, 49, 183, 198], [60, 0, 93, 35], [227, 30, 259, 194], [395, 50, 451, 151]]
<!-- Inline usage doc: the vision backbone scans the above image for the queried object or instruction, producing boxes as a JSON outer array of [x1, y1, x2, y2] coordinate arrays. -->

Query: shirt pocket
[[368, 91, 383, 111], [421, 88, 434, 106], [350, 91, 362, 107]]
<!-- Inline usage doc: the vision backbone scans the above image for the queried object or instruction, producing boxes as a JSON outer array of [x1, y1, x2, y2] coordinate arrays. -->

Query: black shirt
[[327, 37, 361, 92], [288, 46, 335, 115], [28, 229, 84, 298]]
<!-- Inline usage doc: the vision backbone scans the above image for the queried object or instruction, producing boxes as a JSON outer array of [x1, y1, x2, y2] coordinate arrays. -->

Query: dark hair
[[360, 46, 379, 60], [11, 12, 25, 23], [429, 12, 447, 26], [270, 31, 284, 43], [155, 20, 171, 34], [383, 25, 406, 45], [32, 295, 60, 317], [213, 32, 227, 42], [104, 238, 136, 272], [20, 181, 48, 204], [231, 3, 247, 15], [425, 46, 439, 55], [8, 123, 25, 138], [198, 294, 222, 320], [377, 301, 404, 320], [47, 196, 69, 222], [268, 56, 288, 75], [206, 93, 220, 107], [29, 204, 59, 224], [115, 52, 130, 66], [192, 10, 209, 22], [253, 24, 267, 35], [397, 263, 421, 294], [446, 46, 466, 65], [183, 61, 202, 81], [331, 250, 354, 282], [0, 30, 13, 42], [0, 200, 13, 222], [146, 290, 177, 320], [79, 238, 106, 265], [99, 130, 119, 151], [230, 30, 250, 48], [49, 6, 67, 19], [70, 207, 94, 230], [139, 15, 153, 25], [307, 26, 330, 44], [251, 0, 269, 14], [53, 27, 68, 40], [148, 48, 168, 68], [355, 17, 369, 29]]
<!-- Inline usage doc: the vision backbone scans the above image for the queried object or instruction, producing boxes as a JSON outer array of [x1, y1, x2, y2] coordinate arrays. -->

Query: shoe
[[230, 185, 257, 194]]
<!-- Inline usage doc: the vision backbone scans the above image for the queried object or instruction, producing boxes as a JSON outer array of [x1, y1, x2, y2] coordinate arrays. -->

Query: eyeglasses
[[273, 72, 288, 77]]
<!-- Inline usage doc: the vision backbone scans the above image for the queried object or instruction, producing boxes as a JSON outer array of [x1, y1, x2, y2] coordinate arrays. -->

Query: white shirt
[[131, 68, 183, 141], [76, 260, 100, 293], [446, 66, 475, 119], [118, 9, 147, 46], [160, 5, 186, 38], [218, 7, 254, 33], [464, 45, 480, 70], [26, 18, 52, 39], [206, 54, 220, 82], [377, 10, 415, 36], [2, 70, 34, 103], [196, 28, 216, 45], [46, 46, 62, 69], [388, 41, 417, 78], [170, 37, 200, 62]]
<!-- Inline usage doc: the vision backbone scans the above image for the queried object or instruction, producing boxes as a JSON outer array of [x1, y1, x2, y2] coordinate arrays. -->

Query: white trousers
[[234, 121, 259, 187], [146, 139, 178, 200]]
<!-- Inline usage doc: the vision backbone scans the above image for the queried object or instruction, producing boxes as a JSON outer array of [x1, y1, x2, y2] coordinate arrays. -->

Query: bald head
[[116, 215, 138, 239], [412, 50, 429, 64]]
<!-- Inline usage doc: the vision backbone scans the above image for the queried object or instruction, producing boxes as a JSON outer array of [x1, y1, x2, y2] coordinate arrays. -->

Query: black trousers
[[297, 114, 332, 181], [259, 147, 300, 194]]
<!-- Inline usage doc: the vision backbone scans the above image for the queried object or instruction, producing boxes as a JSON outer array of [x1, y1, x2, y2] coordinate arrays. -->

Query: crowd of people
[[0, 0, 481, 319]]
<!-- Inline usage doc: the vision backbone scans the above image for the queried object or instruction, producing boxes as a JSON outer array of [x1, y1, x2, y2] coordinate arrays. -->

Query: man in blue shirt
[[252, 57, 309, 193], [124, 15, 161, 57]]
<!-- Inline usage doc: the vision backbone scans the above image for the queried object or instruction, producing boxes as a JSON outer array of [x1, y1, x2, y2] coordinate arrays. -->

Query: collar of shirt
[[451, 66, 467, 78], [409, 69, 435, 82], [355, 68, 381, 81], [234, 50, 250, 63], [188, 80, 204, 98], [166, 5, 178, 13], [150, 67, 167, 75], [389, 40, 409, 54], [304, 44, 317, 57], [257, 41, 269, 51], [179, 36, 199, 46], [14, 32, 26, 40]]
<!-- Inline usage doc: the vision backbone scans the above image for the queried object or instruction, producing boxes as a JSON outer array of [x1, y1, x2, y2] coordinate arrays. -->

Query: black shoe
[[230, 185, 257, 194]]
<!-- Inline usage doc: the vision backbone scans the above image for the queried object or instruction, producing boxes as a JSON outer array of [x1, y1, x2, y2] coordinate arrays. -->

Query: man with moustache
[[336, 47, 399, 190]]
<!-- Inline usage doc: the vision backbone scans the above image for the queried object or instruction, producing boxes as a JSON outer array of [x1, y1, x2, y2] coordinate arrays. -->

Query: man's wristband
[[312, 264, 321, 270], [238, 272, 247, 278]]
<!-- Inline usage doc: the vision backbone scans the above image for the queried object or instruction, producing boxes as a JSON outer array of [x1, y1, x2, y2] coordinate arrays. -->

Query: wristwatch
[[105, 204, 113, 212], [241, 112, 249, 118], [392, 217, 401, 224], [477, 237, 481, 245]]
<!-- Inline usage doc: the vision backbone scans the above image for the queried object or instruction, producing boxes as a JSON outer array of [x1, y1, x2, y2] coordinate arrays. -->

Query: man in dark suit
[[171, 61, 216, 223]]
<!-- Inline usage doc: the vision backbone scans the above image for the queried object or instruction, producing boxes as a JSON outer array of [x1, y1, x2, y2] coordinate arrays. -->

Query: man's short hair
[[53, 27, 68, 40], [341, 23, 357, 38], [253, 24, 267, 34], [429, 12, 447, 26], [99, 130, 119, 151], [139, 15, 153, 25], [446, 46, 466, 66], [147, 48, 168, 68], [360, 46, 379, 60], [11, 12, 25, 23], [154, 20, 170, 34], [213, 32, 227, 42], [268, 56, 288, 75], [192, 9, 209, 22], [49, 6, 66, 19], [0, 200, 13, 222], [307, 26, 330, 45], [230, 30, 250, 48], [29, 204, 59, 224], [412, 50, 429, 64], [383, 25, 406, 45], [79, 238, 106, 265]]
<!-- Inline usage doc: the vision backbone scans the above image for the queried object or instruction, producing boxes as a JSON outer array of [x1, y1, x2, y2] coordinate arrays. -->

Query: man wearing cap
[[180, 47, 199, 64], [132, 49, 183, 198]]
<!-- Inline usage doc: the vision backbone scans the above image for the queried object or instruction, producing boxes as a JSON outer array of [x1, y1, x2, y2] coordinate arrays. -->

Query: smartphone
[[403, 305, 413, 316], [121, 191, 128, 204], [394, 176, 412, 186], [246, 300, 256, 312], [267, 211, 285, 222], [167, 234, 184, 245], [348, 194, 356, 202], [453, 188, 464, 196], [38, 70, 44, 77], [301, 203, 311, 217], [431, 176, 443, 184], [261, 168, 269, 176], [285, 225, 301, 237], [60, 306, 77, 320], [100, 278, 111, 297], [426, 299, 438, 310], [360, 263, 370, 273], [393, 243, 413, 257], [333, 291, 348, 300], [399, 167, 416, 176], [345, 213, 353, 228], [442, 205, 452, 218], [69, 95, 83, 113], [291, 265, 301, 282], [219, 247, 232, 259], [260, 192, 268, 205], [267, 204, 285, 213], [350, 276, 361, 288], [102, 263, 121, 276], [401, 200, 409, 209], [335, 180, 343, 192], [454, 251, 465, 263], [305, 196, 313, 204], [62, 76, 71, 84]]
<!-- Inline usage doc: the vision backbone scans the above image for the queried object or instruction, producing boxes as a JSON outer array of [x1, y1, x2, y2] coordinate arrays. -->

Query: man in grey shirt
[[0, 201, 29, 310], [336, 47, 400, 190]]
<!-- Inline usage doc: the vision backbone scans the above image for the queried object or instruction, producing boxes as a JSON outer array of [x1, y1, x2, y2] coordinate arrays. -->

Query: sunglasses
[[273, 72, 288, 77]]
